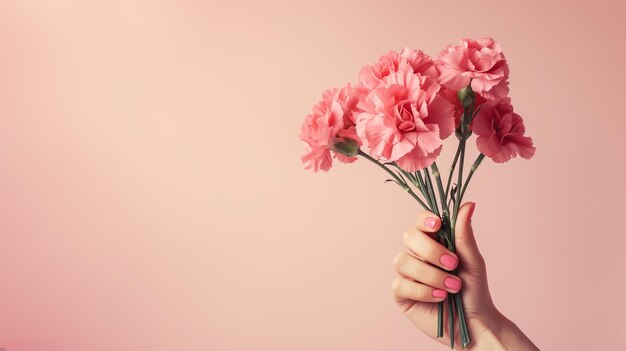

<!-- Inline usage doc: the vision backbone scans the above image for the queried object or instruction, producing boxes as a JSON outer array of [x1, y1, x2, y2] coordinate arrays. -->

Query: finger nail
[[440, 254, 458, 270], [432, 289, 447, 299], [444, 277, 462, 291], [424, 217, 438, 229]]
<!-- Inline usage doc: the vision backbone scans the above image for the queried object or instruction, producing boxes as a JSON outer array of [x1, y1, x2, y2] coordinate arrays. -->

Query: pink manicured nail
[[432, 289, 447, 299], [444, 277, 462, 291], [440, 254, 458, 270], [424, 217, 438, 229]]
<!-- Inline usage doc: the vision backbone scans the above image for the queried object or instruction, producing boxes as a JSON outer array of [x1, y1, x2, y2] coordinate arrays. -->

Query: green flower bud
[[455, 125, 473, 140], [457, 85, 476, 108], [332, 138, 359, 156]]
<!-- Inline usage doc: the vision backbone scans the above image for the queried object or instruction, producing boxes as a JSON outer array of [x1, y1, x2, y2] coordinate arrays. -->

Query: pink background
[[1, 1, 625, 350]]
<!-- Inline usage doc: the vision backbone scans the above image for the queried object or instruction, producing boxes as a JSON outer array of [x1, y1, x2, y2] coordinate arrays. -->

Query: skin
[[392, 202, 540, 350]]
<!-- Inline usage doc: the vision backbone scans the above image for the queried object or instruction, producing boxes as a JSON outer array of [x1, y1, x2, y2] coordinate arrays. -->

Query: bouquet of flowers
[[298, 37, 534, 348]]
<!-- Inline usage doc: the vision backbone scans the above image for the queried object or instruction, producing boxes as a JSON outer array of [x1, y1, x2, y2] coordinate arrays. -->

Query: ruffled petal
[[424, 96, 455, 139], [395, 145, 442, 172]]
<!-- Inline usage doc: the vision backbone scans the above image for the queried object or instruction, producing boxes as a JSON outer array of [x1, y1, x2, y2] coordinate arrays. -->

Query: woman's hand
[[392, 202, 539, 350]]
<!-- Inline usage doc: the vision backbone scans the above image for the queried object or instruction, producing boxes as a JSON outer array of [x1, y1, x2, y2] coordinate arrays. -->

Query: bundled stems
[[437, 299, 444, 338], [449, 106, 471, 349], [431, 162, 449, 339], [431, 163, 450, 218]]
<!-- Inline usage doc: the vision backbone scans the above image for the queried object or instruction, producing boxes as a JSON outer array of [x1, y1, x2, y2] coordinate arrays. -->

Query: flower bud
[[332, 138, 359, 156], [455, 125, 472, 140], [457, 85, 476, 108]]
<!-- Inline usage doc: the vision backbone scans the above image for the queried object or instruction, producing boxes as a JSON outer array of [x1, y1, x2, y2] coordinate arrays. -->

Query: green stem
[[460, 153, 485, 201], [431, 162, 450, 219], [421, 168, 453, 249], [448, 295, 455, 349], [437, 300, 444, 338], [414, 170, 433, 208], [423, 168, 439, 216], [431, 162, 454, 250], [415, 171, 437, 213], [454, 293, 470, 348], [444, 145, 462, 201], [358, 150, 431, 211], [450, 140, 465, 250]]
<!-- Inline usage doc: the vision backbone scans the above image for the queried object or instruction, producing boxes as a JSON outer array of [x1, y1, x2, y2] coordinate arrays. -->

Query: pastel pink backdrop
[[1, 1, 625, 350]]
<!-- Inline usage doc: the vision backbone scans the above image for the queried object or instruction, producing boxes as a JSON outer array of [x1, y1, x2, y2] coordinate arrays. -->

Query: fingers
[[414, 210, 442, 233], [403, 227, 459, 271], [392, 276, 447, 303], [393, 252, 462, 293], [455, 202, 485, 273]]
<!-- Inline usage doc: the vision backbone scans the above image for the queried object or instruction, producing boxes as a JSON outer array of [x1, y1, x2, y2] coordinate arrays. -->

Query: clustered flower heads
[[299, 37, 535, 172]]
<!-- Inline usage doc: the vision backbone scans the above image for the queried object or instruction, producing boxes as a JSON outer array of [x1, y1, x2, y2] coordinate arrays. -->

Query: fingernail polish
[[424, 217, 438, 229], [440, 254, 458, 270], [432, 289, 447, 299], [444, 277, 462, 291]]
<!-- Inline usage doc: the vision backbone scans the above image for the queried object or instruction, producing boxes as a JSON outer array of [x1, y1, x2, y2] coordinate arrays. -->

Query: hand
[[392, 202, 539, 350]]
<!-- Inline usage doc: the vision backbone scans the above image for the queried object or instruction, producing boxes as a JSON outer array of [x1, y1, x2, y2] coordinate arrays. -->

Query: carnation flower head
[[356, 67, 455, 172], [299, 84, 366, 172], [471, 97, 535, 163], [359, 48, 438, 90], [435, 37, 510, 100]]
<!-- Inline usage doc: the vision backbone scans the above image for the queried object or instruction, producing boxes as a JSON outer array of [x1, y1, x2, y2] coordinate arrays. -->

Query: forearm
[[469, 311, 539, 351]]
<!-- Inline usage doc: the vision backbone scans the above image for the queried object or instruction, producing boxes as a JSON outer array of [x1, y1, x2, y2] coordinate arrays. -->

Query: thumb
[[455, 202, 485, 273]]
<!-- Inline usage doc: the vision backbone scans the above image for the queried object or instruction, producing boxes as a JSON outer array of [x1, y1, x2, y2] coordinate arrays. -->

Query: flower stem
[[437, 299, 444, 338], [414, 171, 431, 211], [460, 153, 485, 201], [430, 163, 454, 250], [357, 150, 431, 211], [450, 106, 475, 349], [452, 138, 466, 230], [444, 145, 462, 201], [423, 168, 439, 215], [454, 293, 471, 348], [430, 162, 455, 341], [409, 168, 431, 205], [448, 294, 455, 349], [416, 169, 453, 250], [431, 162, 450, 220]]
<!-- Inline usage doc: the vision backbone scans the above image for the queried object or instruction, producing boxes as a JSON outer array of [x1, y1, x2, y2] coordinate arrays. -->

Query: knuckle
[[392, 252, 406, 270], [423, 267, 437, 285], [424, 241, 437, 261], [412, 283, 421, 298], [392, 277, 403, 294], [402, 229, 413, 245]]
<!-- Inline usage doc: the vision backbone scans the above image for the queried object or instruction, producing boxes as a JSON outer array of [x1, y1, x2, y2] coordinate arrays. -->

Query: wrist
[[467, 310, 539, 351]]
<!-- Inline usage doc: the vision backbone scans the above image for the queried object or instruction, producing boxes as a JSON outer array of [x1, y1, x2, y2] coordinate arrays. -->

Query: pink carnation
[[299, 85, 366, 172], [435, 37, 510, 100], [356, 68, 455, 172], [359, 48, 438, 90], [471, 97, 535, 163]]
